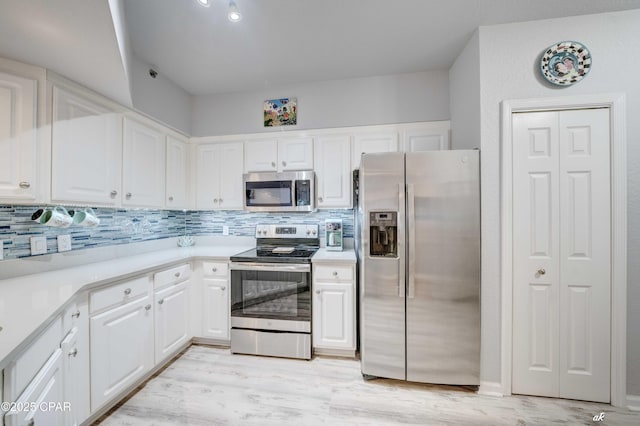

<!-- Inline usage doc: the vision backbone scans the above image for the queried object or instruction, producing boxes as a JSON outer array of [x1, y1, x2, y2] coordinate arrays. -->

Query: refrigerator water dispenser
[[369, 211, 397, 257]]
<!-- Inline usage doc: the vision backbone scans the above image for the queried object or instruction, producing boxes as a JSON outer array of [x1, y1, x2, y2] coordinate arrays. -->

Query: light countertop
[[312, 248, 357, 264]]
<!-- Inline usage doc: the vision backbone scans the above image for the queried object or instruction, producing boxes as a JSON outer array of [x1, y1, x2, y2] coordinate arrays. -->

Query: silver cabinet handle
[[158, 299, 164, 305], [221, 286, 226, 291], [174, 272, 181, 278], [126, 192, 132, 199], [168, 196, 174, 201], [318, 196, 323, 203], [315, 290, 321, 294], [71, 310, 81, 319], [219, 198, 223, 203], [111, 190, 118, 197], [214, 198, 218, 203], [124, 288, 132, 295], [145, 304, 152, 311], [68, 348, 78, 357], [537, 269, 546, 275], [27, 418, 35, 426], [212, 267, 217, 272], [271, 161, 276, 168], [282, 161, 287, 167], [19, 181, 31, 189]]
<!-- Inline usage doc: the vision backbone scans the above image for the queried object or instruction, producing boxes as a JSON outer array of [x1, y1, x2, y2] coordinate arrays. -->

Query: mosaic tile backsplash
[[0, 205, 354, 260]]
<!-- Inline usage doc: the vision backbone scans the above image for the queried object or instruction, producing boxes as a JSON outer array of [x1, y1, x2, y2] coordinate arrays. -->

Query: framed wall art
[[264, 98, 297, 127]]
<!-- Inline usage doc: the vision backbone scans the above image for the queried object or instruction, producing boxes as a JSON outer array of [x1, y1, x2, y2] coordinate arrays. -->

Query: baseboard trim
[[192, 337, 230, 347], [478, 381, 504, 397], [627, 394, 640, 411], [313, 347, 357, 358]]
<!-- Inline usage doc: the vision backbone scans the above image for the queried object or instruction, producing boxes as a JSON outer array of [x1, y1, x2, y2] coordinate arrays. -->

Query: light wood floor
[[95, 345, 639, 425]]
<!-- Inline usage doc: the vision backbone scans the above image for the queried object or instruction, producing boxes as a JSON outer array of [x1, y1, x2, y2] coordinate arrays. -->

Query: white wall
[[108, 0, 133, 104], [472, 9, 640, 396], [449, 30, 481, 150], [130, 55, 192, 134], [191, 70, 450, 137]]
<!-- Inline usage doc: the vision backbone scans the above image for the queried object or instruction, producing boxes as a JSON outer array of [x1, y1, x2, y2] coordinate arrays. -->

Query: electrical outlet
[[30, 236, 47, 255], [57, 234, 72, 252], [222, 225, 229, 236]]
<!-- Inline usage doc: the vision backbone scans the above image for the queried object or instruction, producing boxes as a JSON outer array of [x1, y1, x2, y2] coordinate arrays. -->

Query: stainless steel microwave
[[243, 171, 315, 212]]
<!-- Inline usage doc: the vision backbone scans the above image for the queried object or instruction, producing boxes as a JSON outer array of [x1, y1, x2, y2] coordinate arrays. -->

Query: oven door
[[230, 263, 311, 332]]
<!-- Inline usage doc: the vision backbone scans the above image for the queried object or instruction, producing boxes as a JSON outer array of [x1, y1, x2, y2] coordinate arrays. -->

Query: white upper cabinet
[[51, 86, 122, 206], [195, 142, 243, 210], [0, 69, 38, 202], [165, 134, 189, 209], [244, 137, 313, 172], [122, 117, 166, 208], [402, 121, 450, 152], [278, 137, 314, 171], [352, 131, 398, 170], [314, 134, 351, 208]]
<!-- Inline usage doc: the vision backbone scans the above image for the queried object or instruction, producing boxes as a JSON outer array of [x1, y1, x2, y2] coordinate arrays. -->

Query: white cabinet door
[[155, 281, 190, 362], [202, 277, 229, 340], [61, 326, 90, 426], [195, 142, 243, 210], [51, 86, 122, 205], [165, 134, 189, 209], [90, 295, 154, 411], [0, 70, 37, 202], [352, 132, 398, 169], [314, 135, 351, 208], [4, 349, 65, 426], [402, 122, 450, 151], [122, 117, 166, 208], [218, 142, 244, 209], [312, 282, 354, 350], [278, 137, 313, 171], [244, 139, 278, 172]]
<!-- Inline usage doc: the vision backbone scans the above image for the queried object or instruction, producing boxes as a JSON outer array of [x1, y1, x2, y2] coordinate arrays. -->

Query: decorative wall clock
[[540, 41, 591, 86]]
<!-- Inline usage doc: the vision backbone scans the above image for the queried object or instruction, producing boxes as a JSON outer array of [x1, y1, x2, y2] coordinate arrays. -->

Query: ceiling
[[1, 0, 640, 103], [124, 0, 640, 95]]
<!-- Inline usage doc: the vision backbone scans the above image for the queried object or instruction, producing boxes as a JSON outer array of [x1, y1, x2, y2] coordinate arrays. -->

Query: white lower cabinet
[[312, 264, 356, 354], [201, 261, 230, 341], [61, 326, 90, 426], [89, 280, 154, 411], [4, 349, 65, 426], [154, 281, 190, 362]]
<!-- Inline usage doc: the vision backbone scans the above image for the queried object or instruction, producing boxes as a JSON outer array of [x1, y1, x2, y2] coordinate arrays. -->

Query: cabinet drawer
[[90, 276, 150, 314], [202, 261, 228, 277], [6, 317, 63, 400], [314, 265, 354, 281], [154, 263, 190, 290]]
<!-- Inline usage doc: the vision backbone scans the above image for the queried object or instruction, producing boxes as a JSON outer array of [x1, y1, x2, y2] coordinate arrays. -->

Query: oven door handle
[[229, 262, 311, 273]]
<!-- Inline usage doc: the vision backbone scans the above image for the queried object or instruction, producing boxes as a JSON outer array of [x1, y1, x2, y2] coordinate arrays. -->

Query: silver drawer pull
[[111, 190, 118, 197], [315, 290, 321, 294], [145, 304, 152, 311], [27, 419, 35, 426], [537, 269, 546, 275], [158, 299, 164, 305], [221, 286, 226, 291], [174, 272, 181, 278], [271, 161, 276, 167], [212, 267, 217, 272], [168, 196, 174, 201], [68, 348, 78, 357], [282, 161, 287, 167], [126, 192, 132, 199], [332, 271, 338, 276], [71, 310, 81, 319], [124, 288, 132, 295], [19, 181, 31, 189]]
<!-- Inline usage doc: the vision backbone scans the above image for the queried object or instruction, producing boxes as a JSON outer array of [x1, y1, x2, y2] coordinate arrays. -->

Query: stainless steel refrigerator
[[358, 150, 480, 385]]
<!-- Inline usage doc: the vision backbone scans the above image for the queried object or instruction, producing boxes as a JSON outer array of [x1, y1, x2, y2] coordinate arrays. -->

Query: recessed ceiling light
[[196, 0, 211, 7], [228, 1, 241, 22]]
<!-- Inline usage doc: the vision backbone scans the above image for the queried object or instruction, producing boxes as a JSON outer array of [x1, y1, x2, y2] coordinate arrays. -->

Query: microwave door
[[245, 181, 292, 207]]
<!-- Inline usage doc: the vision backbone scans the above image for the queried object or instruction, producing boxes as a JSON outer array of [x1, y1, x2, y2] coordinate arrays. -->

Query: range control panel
[[255, 224, 318, 238]]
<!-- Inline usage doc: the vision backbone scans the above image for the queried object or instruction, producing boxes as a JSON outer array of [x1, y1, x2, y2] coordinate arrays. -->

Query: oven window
[[231, 270, 310, 321], [246, 181, 292, 207]]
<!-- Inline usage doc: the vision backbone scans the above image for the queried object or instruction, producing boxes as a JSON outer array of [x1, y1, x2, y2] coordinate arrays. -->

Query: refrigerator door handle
[[398, 183, 405, 298], [407, 183, 416, 299]]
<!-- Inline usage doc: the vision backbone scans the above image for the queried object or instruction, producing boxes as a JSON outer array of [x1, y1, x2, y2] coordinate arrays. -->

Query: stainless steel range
[[229, 224, 319, 360]]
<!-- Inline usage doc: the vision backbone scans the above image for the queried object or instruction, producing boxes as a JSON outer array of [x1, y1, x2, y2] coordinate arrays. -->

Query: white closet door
[[558, 109, 610, 402], [512, 108, 611, 403], [512, 111, 561, 397]]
